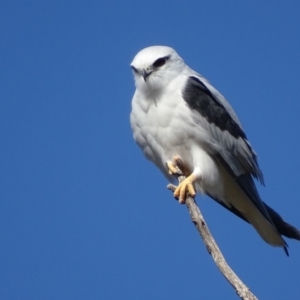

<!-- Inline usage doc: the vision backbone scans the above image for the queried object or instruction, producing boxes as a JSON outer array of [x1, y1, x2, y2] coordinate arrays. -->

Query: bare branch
[[167, 169, 258, 300]]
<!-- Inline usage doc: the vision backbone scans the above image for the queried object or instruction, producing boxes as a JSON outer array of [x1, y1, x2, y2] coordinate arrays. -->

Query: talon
[[166, 160, 178, 175], [174, 174, 197, 203], [166, 155, 188, 175]]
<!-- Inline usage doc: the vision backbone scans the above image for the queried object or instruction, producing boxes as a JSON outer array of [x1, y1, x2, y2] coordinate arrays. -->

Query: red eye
[[153, 58, 166, 68]]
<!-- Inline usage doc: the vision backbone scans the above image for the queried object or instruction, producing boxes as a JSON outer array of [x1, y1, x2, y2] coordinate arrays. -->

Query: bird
[[129, 45, 300, 255]]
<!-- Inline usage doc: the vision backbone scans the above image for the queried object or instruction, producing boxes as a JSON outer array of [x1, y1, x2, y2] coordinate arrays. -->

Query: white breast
[[130, 77, 224, 200]]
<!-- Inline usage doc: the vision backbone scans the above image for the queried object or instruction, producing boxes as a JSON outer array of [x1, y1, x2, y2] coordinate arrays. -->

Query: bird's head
[[130, 46, 186, 91]]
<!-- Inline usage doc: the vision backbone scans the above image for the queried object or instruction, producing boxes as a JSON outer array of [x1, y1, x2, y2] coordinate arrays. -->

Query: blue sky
[[1, 1, 300, 299]]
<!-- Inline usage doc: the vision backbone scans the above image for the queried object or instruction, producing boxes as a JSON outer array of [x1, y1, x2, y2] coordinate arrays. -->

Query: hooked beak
[[142, 69, 152, 82]]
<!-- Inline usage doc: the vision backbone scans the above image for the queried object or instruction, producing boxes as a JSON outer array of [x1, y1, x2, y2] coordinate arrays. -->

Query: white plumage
[[130, 45, 300, 254]]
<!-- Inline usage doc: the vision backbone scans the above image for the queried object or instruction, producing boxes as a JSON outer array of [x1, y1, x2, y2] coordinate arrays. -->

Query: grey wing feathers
[[181, 76, 277, 231], [182, 76, 264, 184], [182, 76, 300, 254]]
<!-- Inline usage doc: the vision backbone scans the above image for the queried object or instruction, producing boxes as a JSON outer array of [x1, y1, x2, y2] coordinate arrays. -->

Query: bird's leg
[[174, 173, 198, 204], [166, 155, 189, 176], [166, 160, 178, 175], [166, 155, 197, 203]]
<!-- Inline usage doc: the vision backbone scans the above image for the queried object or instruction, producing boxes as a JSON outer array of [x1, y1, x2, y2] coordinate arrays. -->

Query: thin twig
[[167, 168, 258, 300]]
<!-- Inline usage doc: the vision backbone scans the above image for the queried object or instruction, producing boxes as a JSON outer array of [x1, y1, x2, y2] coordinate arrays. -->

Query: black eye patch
[[153, 56, 170, 68]]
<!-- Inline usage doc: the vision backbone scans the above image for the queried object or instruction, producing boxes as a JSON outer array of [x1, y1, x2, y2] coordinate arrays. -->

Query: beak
[[142, 69, 152, 82]]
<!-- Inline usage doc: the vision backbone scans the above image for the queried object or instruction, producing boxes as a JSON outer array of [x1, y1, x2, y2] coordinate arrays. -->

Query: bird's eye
[[153, 58, 167, 68]]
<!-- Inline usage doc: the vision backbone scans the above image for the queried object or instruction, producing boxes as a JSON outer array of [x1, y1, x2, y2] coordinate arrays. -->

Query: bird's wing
[[182, 76, 263, 182], [182, 75, 276, 227]]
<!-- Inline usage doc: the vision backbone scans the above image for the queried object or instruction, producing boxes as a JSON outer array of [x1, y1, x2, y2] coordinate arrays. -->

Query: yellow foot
[[166, 155, 187, 175], [174, 173, 197, 204], [166, 160, 178, 175]]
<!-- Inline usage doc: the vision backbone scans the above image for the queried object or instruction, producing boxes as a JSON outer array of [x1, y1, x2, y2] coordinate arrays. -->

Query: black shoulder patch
[[182, 76, 246, 139]]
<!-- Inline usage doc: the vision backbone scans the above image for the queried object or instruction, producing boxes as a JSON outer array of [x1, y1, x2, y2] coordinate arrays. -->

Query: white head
[[130, 46, 186, 91]]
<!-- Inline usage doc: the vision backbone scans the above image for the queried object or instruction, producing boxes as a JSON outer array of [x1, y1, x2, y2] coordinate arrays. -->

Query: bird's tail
[[245, 202, 300, 256], [264, 203, 300, 241]]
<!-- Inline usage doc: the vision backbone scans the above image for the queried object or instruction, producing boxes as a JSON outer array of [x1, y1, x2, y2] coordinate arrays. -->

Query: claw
[[166, 160, 178, 175], [174, 174, 197, 203], [166, 155, 189, 175]]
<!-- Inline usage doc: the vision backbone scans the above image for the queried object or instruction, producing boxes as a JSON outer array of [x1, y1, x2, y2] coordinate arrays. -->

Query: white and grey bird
[[130, 45, 300, 255]]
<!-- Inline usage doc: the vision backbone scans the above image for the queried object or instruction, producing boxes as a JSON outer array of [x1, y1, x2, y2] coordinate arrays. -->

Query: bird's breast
[[131, 88, 201, 173], [130, 86, 224, 197]]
